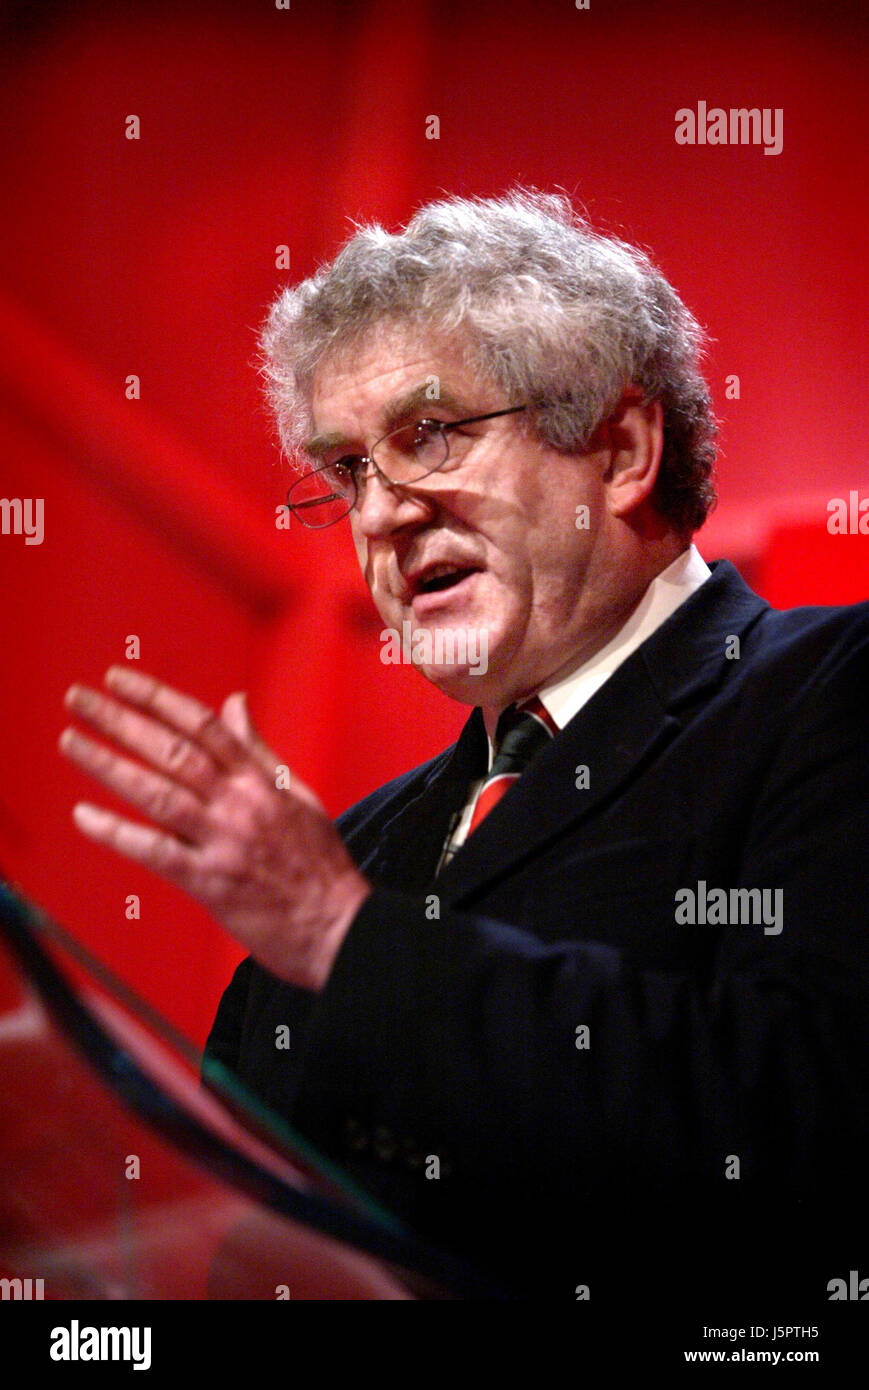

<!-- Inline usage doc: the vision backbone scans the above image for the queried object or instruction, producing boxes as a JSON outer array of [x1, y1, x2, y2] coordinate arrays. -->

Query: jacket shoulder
[[743, 593, 869, 683], [336, 740, 459, 850]]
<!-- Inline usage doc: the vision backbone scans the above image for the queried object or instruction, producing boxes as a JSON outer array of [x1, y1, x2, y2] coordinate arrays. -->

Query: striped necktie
[[467, 696, 558, 835]]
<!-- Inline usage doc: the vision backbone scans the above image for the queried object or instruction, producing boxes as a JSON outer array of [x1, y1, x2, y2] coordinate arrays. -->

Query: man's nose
[[353, 467, 432, 537]]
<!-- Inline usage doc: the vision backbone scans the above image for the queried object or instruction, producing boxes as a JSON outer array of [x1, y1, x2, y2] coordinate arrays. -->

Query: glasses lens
[[373, 420, 447, 483], [288, 465, 354, 528]]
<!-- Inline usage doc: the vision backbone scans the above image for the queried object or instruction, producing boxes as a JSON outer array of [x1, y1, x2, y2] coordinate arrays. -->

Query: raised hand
[[59, 667, 371, 989]]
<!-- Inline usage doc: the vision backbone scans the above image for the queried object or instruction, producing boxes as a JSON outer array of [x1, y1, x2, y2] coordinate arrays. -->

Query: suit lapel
[[365, 706, 489, 892]]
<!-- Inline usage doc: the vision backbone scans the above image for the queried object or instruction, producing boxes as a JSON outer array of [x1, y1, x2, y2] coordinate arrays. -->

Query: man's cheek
[[469, 572, 516, 627], [369, 581, 402, 628]]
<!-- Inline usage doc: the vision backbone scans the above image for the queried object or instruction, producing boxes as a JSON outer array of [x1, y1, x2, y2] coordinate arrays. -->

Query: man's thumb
[[221, 691, 277, 775], [221, 690, 252, 739]]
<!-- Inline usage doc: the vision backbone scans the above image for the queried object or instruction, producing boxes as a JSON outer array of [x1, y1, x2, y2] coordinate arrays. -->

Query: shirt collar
[[485, 544, 711, 761]]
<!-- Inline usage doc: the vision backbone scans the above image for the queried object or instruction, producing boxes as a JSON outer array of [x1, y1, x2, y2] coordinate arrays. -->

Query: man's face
[[308, 328, 617, 709]]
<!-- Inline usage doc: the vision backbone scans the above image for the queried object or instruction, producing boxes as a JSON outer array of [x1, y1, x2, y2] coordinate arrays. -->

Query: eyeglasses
[[286, 405, 527, 528]]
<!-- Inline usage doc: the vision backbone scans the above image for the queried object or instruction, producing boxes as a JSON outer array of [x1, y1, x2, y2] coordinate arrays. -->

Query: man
[[61, 191, 868, 1306]]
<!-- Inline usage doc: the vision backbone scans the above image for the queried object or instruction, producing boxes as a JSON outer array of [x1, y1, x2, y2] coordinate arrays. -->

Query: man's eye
[[318, 457, 363, 499], [327, 456, 362, 480]]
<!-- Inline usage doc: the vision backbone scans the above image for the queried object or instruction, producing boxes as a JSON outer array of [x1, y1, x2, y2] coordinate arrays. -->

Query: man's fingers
[[104, 666, 249, 771], [59, 727, 209, 842], [64, 683, 220, 793], [72, 802, 195, 884]]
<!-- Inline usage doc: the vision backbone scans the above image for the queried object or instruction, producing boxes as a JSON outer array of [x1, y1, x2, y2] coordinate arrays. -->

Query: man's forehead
[[305, 336, 481, 456]]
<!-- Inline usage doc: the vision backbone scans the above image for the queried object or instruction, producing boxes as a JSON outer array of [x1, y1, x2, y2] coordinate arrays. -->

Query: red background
[[1, 0, 866, 1045]]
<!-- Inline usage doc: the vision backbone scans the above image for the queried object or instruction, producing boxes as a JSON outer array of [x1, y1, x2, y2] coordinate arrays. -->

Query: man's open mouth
[[410, 563, 481, 597]]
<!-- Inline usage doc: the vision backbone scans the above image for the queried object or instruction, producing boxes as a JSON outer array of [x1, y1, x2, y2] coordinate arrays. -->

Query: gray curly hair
[[260, 189, 717, 533]]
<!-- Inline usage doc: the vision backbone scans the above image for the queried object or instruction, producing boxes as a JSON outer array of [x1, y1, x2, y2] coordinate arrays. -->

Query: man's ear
[[598, 390, 664, 520]]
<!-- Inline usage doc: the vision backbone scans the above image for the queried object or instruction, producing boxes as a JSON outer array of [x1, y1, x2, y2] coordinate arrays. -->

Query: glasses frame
[[286, 405, 528, 528]]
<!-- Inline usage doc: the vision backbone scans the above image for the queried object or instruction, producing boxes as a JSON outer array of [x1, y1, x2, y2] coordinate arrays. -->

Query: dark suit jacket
[[205, 560, 869, 1304]]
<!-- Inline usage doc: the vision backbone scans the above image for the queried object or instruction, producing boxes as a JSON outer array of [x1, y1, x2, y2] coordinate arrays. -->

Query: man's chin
[[395, 619, 492, 692], [415, 663, 491, 705], [377, 610, 515, 702], [414, 650, 522, 707]]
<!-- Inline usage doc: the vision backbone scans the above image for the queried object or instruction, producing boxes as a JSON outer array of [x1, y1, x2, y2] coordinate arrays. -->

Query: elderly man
[[61, 191, 868, 1305]]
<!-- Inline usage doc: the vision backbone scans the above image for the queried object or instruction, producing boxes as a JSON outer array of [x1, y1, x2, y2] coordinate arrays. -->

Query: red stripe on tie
[[467, 773, 521, 835], [517, 695, 560, 737]]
